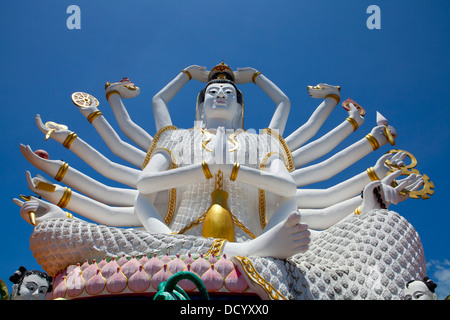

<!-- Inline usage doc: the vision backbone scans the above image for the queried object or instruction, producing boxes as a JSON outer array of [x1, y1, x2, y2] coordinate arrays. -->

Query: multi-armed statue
[[14, 63, 434, 299]]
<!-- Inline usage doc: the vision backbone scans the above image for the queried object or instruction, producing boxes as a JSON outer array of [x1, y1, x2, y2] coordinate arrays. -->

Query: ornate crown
[[208, 62, 235, 82]]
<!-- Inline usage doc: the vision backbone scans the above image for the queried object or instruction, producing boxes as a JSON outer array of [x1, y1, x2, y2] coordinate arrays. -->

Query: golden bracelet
[[57, 187, 72, 208], [230, 162, 240, 181], [62, 132, 78, 149], [354, 206, 361, 215], [252, 71, 262, 84], [325, 93, 341, 104], [181, 70, 192, 81], [346, 117, 359, 132], [365, 134, 379, 151], [366, 167, 380, 181], [87, 110, 103, 124], [55, 162, 69, 181], [105, 90, 120, 100], [201, 160, 213, 179]]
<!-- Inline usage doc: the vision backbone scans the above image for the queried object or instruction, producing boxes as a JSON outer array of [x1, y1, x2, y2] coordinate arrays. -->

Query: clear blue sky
[[1, 1, 449, 298]]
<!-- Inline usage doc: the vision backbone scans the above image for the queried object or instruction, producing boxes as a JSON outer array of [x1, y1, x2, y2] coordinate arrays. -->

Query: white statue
[[13, 63, 432, 299], [9, 266, 52, 300], [404, 277, 438, 300]]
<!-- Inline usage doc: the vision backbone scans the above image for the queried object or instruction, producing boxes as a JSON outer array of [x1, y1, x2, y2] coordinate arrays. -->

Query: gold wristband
[[57, 187, 72, 208], [181, 70, 192, 81], [55, 162, 69, 182], [365, 134, 380, 151], [252, 71, 262, 84], [325, 93, 341, 104], [87, 110, 103, 124], [230, 162, 240, 181], [354, 206, 361, 215], [201, 160, 213, 179], [366, 167, 380, 181], [346, 117, 359, 132], [62, 132, 78, 149], [105, 90, 120, 100]]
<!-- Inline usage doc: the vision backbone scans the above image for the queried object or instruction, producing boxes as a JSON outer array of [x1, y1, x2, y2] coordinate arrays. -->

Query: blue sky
[[1, 1, 449, 298]]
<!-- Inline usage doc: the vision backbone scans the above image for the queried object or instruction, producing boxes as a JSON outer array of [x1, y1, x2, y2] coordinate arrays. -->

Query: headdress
[[208, 62, 235, 82]]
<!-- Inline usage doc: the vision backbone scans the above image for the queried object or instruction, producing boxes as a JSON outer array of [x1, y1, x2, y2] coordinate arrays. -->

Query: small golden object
[[35, 181, 56, 193], [383, 126, 396, 146], [181, 69, 192, 81], [230, 162, 240, 181], [366, 167, 380, 181], [325, 93, 341, 104], [252, 71, 262, 84], [62, 132, 78, 149], [29, 211, 36, 226], [354, 206, 361, 215], [87, 110, 103, 123], [71, 92, 99, 108], [57, 187, 72, 208], [365, 134, 380, 151], [55, 162, 69, 181], [105, 82, 111, 90], [65, 212, 73, 219], [385, 149, 435, 200], [346, 117, 359, 132], [201, 160, 213, 179], [45, 129, 55, 141], [44, 121, 68, 141]]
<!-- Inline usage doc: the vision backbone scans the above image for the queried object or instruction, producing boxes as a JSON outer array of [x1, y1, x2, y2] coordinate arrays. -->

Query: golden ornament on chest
[[201, 171, 235, 242]]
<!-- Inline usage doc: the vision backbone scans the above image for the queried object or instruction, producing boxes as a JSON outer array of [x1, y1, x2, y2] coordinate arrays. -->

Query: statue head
[[196, 63, 244, 129], [404, 277, 438, 300], [9, 266, 52, 300]]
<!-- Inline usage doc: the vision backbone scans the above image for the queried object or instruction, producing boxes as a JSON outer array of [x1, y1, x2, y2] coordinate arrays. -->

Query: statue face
[[203, 83, 240, 124], [404, 281, 436, 300], [11, 274, 50, 300]]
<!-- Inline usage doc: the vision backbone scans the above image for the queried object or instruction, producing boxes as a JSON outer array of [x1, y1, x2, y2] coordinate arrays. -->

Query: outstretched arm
[[284, 84, 341, 151], [234, 68, 291, 136], [21, 172, 141, 227], [35, 115, 141, 188], [295, 152, 408, 208], [20, 144, 137, 206], [291, 122, 397, 187], [292, 103, 365, 168], [152, 65, 209, 131], [105, 78, 153, 151]]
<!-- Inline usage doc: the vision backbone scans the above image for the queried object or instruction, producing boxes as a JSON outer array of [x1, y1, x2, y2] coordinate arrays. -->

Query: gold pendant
[[201, 171, 235, 241]]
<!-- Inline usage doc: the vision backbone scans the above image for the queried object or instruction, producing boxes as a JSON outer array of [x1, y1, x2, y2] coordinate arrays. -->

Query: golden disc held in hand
[[71, 92, 99, 108]]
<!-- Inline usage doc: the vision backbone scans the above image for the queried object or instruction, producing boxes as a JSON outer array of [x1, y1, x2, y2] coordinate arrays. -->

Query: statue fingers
[[285, 211, 302, 228], [382, 169, 402, 185]]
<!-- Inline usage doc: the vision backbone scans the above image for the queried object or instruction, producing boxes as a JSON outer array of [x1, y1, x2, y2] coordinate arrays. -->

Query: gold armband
[[325, 93, 341, 104], [252, 71, 262, 84], [87, 110, 103, 124], [105, 90, 120, 100], [62, 132, 78, 149], [181, 69, 192, 81], [202, 160, 213, 179], [365, 134, 380, 151], [366, 167, 380, 181], [55, 162, 69, 181], [57, 187, 72, 208], [346, 117, 359, 132], [230, 162, 240, 181]]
